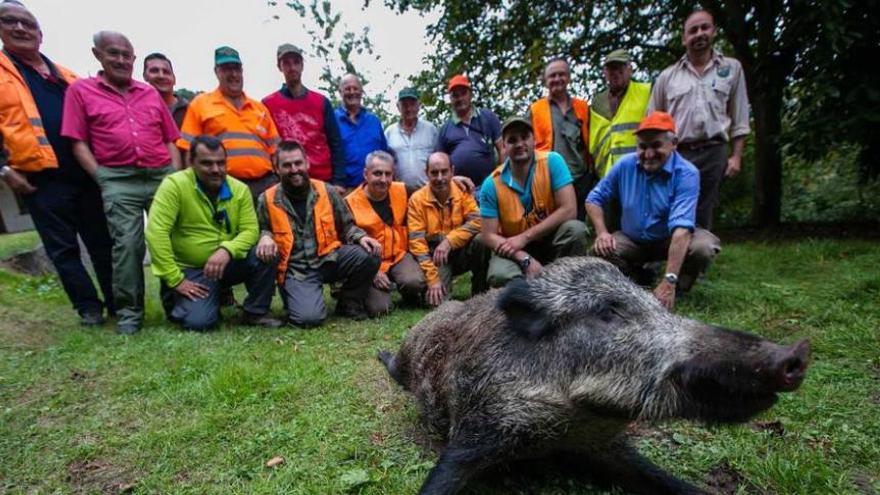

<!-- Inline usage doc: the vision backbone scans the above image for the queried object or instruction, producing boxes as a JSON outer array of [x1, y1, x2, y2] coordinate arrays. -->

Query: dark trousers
[[281, 245, 380, 327], [572, 172, 596, 222], [22, 174, 114, 316], [678, 143, 727, 230], [160, 248, 277, 331]]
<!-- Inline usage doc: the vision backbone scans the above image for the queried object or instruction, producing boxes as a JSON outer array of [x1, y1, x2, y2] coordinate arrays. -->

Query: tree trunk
[[750, 78, 783, 228]]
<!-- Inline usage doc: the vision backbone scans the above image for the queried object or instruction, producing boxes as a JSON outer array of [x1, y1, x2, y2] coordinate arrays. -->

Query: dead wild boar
[[378, 256, 810, 495]]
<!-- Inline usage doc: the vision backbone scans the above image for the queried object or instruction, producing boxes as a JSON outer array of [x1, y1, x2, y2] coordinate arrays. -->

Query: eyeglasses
[[0, 15, 39, 31]]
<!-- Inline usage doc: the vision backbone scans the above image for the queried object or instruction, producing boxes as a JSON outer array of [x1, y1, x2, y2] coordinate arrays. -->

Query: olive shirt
[[256, 181, 366, 280], [526, 99, 588, 178]]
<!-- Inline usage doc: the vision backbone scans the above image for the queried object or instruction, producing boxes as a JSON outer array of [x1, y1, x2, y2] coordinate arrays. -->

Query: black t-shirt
[[369, 197, 393, 225]]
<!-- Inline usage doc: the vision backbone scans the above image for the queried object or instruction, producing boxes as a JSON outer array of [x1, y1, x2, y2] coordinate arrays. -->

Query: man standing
[[385, 87, 438, 195], [435, 74, 504, 191], [529, 57, 592, 219], [179, 46, 281, 198], [479, 117, 587, 288], [346, 151, 426, 315], [146, 135, 281, 331], [0, 1, 114, 325], [262, 44, 345, 192], [142, 52, 189, 129], [586, 112, 721, 310], [335, 73, 388, 189], [62, 31, 180, 334], [407, 152, 488, 307], [589, 49, 652, 178], [256, 140, 381, 327], [648, 9, 750, 229]]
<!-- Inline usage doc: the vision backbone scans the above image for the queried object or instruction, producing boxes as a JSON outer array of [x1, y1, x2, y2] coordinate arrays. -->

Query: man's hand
[[256, 235, 278, 263], [524, 257, 543, 279], [653, 280, 676, 310], [175, 279, 210, 301], [451, 175, 475, 194], [2, 168, 36, 195], [203, 248, 231, 281], [725, 155, 742, 178], [425, 281, 447, 307], [373, 270, 392, 290], [496, 234, 529, 258], [359, 236, 382, 256], [432, 239, 452, 266], [592, 232, 616, 257]]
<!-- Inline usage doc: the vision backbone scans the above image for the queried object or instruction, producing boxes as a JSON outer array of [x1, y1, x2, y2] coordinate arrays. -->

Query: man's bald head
[[91, 30, 135, 88], [339, 72, 364, 113], [0, 1, 42, 56], [92, 30, 132, 51]]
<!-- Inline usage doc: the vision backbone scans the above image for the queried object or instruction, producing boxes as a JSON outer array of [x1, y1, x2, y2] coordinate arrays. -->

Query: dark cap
[[276, 43, 303, 60], [214, 46, 242, 66], [501, 116, 533, 136], [397, 87, 420, 101], [603, 48, 631, 66]]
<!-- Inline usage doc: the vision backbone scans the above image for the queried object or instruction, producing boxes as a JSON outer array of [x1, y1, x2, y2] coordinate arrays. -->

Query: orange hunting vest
[[530, 97, 590, 165], [492, 152, 556, 237], [265, 180, 341, 284], [0, 51, 77, 172], [346, 182, 408, 272]]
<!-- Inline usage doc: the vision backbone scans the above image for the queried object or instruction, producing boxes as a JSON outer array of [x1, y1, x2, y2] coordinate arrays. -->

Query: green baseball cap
[[276, 43, 303, 60], [397, 87, 420, 101], [501, 116, 533, 136], [604, 48, 631, 66], [214, 46, 242, 66]]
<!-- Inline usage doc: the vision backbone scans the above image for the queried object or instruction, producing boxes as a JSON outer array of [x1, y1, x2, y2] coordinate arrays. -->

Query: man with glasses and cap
[[263, 43, 346, 194], [178, 46, 281, 199], [385, 87, 438, 195]]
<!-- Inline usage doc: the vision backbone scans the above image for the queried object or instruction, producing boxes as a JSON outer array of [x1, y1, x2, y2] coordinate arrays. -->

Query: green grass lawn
[[0, 235, 878, 494]]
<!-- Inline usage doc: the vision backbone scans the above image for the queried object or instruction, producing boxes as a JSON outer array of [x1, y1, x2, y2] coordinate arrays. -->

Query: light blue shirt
[[480, 151, 573, 219], [385, 119, 438, 190], [586, 151, 699, 242]]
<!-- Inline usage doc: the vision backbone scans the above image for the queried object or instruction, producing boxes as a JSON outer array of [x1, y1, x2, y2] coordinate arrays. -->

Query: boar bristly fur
[[379, 256, 809, 495]]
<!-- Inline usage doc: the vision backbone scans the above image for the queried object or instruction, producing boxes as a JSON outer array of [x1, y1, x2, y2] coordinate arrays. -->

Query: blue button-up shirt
[[586, 151, 699, 242], [335, 107, 389, 187]]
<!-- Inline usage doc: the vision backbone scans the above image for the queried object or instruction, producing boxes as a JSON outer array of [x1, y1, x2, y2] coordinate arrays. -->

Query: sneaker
[[117, 323, 140, 335], [241, 312, 284, 329], [336, 299, 368, 321], [79, 311, 105, 326]]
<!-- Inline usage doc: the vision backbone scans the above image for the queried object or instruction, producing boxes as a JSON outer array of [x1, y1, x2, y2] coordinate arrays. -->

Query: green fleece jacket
[[146, 168, 258, 287]]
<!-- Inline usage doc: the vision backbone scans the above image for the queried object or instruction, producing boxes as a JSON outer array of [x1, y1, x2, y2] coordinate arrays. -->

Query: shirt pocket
[[710, 78, 733, 114]]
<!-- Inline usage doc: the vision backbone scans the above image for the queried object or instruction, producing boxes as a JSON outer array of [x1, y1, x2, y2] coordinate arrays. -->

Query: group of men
[[2, 0, 742, 332]]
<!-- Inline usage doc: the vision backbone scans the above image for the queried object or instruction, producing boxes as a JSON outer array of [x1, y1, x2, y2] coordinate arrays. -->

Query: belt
[[677, 138, 726, 152]]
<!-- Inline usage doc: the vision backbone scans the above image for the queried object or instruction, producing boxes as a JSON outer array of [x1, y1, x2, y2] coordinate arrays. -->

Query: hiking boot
[[117, 323, 141, 335], [336, 298, 368, 321], [241, 312, 284, 329], [79, 311, 105, 326]]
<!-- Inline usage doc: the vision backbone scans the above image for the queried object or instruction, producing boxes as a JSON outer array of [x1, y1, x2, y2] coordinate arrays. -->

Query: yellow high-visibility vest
[[589, 81, 651, 177]]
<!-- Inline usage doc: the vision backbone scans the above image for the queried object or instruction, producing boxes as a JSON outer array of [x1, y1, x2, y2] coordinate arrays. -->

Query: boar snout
[[773, 339, 810, 392]]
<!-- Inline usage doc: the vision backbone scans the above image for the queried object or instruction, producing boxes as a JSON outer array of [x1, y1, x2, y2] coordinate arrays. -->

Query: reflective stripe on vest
[[265, 180, 341, 284], [492, 152, 556, 237], [345, 182, 408, 273], [589, 81, 651, 177]]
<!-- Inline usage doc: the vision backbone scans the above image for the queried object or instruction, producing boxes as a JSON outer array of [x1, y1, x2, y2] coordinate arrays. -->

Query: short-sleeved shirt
[[480, 151, 573, 219], [436, 108, 501, 187], [385, 119, 438, 191], [61, 74, 179, 167], [647, 50, 750, 143], [335, 107, 388, 187], [586, 151, 699, 243]]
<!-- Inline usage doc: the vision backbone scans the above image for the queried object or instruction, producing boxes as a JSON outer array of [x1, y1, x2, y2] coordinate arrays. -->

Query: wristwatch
[[0, 165, 11, 179], [519, 255, 532, 270], [664, 273, 679, 285]]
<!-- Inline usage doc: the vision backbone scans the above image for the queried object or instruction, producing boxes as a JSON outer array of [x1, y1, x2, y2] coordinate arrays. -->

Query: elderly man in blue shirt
[[335, 73, 389, 188], [586, 111, 720, 310]]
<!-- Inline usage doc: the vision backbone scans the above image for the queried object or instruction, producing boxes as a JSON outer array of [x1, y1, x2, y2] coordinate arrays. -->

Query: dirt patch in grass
[[703, 462, 759, 495], [0, 309, 57, 349], [751, 420, 786, 436], [0, 246, 55, 277], [66, 458, 137, 494]]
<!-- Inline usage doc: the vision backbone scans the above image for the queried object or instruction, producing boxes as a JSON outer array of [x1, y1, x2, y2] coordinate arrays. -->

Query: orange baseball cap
[[447, 74, 471, 92], [635, 111, 676, 134]]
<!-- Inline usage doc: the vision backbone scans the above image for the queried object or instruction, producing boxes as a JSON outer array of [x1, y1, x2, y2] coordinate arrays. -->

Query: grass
[[0, 234, 878, 494]]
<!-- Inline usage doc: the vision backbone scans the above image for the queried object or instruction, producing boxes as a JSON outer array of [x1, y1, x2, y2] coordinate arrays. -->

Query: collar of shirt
[[195, 176, 233, 201], [451, 107, 478, 125], [678, 49, 725, 75], [6, 50, 62, 85], [94, 72, 146, 96], [208, 87, 255, 112], [280, 84, 309, 99], [425, 180, 462, 208], [498, 155, 537, 194], [336, 106, 366, 125]]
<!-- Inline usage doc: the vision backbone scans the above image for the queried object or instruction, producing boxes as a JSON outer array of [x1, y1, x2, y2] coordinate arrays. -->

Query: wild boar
[[378, 256, 809, 495]]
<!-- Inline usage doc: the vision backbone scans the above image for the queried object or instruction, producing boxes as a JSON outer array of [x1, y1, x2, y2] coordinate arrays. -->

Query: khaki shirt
[[648, 50, 750, 143]]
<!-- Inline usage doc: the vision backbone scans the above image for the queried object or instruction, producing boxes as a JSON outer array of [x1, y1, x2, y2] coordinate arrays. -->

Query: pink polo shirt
[[61, 73, 179, 168]]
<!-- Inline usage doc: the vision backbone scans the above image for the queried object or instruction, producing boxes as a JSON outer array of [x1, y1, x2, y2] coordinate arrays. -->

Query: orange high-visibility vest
[[265, 179, 341, 284], [491, 152, 556, 237], [530, 97, 590, 168], [0, 51, 77, 172], [346, 182, 408, 272]]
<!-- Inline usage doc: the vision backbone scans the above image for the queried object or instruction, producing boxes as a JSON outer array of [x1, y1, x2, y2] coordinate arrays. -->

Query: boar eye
[[597, 302, 625, 323]]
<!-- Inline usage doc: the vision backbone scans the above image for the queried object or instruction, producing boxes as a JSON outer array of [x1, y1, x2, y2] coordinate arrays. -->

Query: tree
[[385, 0, 876, 227]]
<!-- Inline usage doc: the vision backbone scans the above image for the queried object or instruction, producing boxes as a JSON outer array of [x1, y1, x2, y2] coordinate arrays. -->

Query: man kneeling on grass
[[146, 135, 283, 331]]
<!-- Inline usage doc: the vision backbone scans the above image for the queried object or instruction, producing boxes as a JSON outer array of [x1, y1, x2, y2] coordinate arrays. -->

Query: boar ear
[[497, 278, 553, 341]]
